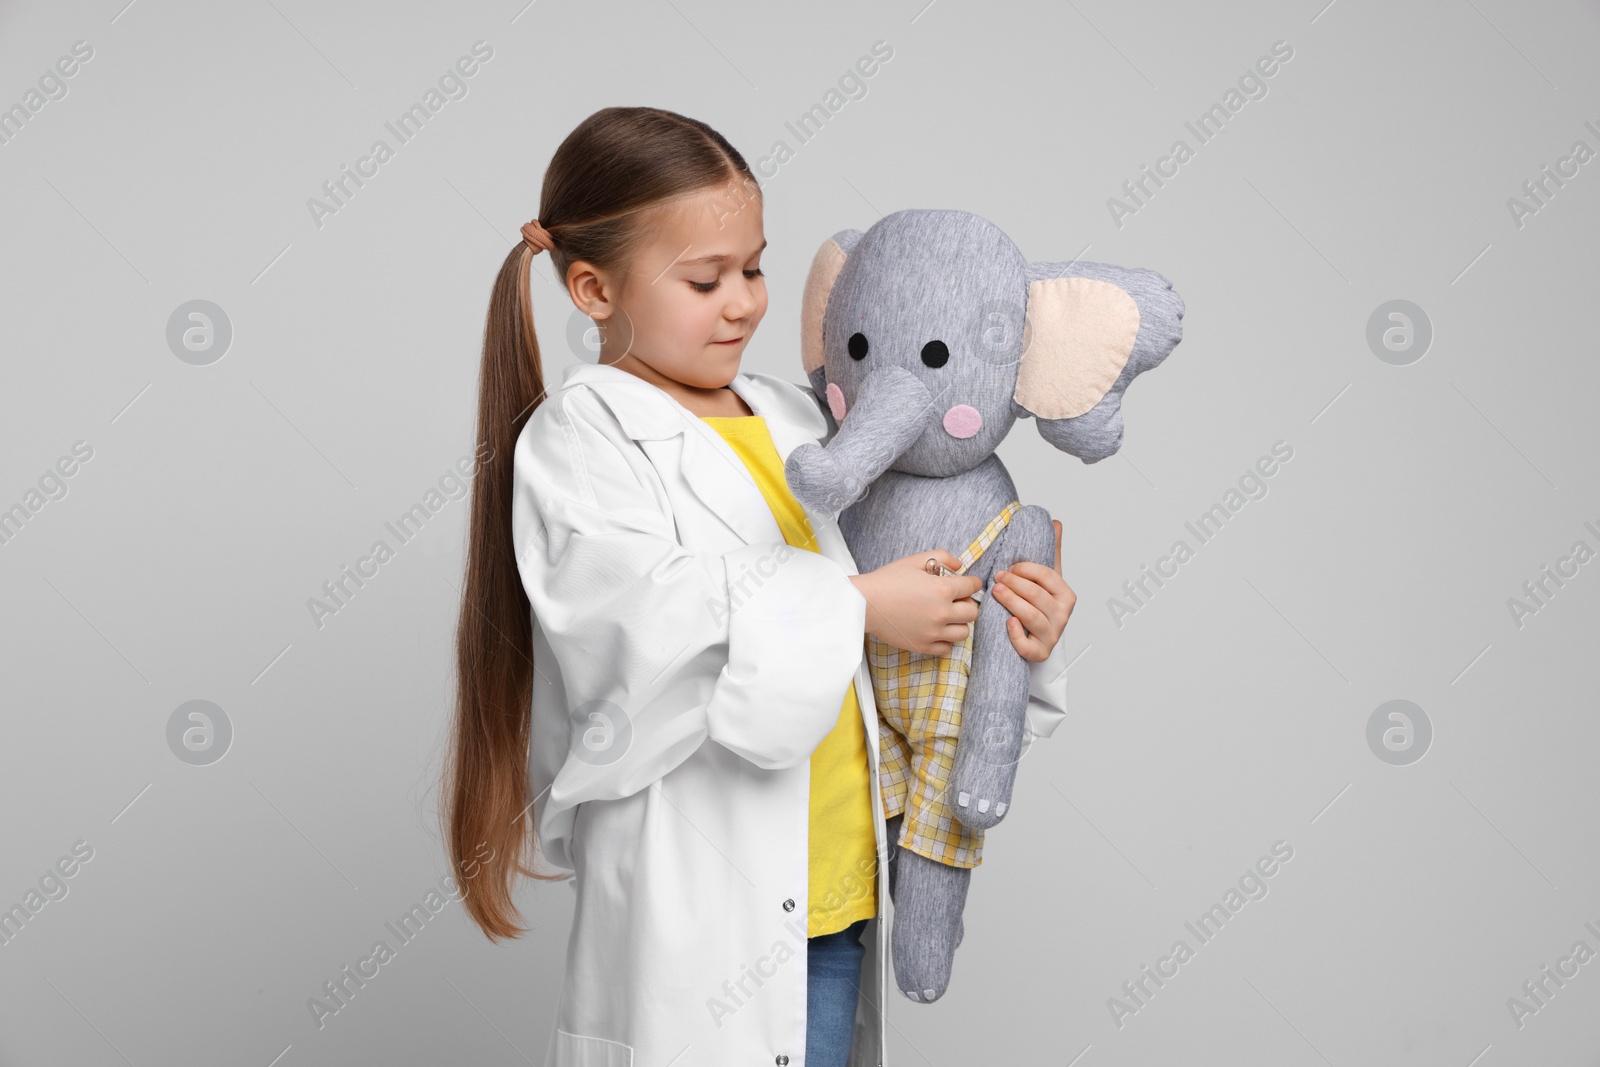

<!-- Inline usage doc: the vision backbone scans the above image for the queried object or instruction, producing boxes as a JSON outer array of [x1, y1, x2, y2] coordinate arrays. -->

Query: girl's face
[[567, 179, 768, 399]]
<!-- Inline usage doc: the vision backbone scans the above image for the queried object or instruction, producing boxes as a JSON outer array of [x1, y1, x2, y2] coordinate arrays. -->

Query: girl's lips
[[711, 337, 742, 345]]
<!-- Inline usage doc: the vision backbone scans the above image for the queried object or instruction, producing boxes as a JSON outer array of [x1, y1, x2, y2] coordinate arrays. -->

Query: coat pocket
[[549, 1028, 634, 1067]]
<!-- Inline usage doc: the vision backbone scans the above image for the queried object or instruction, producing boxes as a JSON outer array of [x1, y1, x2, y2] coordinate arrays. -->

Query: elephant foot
[[950, 703, 1028, 830], [889, 845, 971, 1003]]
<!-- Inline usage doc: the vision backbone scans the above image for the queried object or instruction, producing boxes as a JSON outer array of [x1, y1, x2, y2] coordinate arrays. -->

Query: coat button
[[776, 1057, 789, 1065], [782, 898, 795, 912]]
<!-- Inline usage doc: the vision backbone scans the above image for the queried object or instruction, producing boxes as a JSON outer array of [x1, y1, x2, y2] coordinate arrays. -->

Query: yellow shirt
[[700, 415, 878, 936]]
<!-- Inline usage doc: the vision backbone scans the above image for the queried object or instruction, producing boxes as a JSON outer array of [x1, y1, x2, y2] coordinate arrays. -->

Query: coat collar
[[555, 361, 830, 549]]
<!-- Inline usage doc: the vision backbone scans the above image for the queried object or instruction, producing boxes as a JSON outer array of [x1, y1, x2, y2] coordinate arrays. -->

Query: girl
[[443, 106, 1077, 1067]]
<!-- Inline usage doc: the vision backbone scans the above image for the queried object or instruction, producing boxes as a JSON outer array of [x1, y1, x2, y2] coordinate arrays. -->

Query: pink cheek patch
[[826, 381, 848, 422], [943, 404, 982, 439]]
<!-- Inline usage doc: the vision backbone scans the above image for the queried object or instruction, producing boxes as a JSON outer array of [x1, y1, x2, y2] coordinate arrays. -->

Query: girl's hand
[[992, 520, 1075, 662], [849, 550, 981, 656]]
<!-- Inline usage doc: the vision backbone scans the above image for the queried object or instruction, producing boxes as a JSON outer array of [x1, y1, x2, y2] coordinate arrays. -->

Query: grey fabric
[[883, 813, 971, 1003], [784, 208, 1184, 1002]]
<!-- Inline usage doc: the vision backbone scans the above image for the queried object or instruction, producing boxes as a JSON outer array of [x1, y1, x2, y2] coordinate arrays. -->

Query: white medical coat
[[512, 360, 1071, 1067]]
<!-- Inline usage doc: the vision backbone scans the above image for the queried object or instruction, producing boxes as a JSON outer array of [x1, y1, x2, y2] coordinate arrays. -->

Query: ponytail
[[442, 238, 559, 941]]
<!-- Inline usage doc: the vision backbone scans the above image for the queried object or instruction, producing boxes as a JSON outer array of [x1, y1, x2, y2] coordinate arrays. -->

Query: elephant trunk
[[785, 366, 937, 517]]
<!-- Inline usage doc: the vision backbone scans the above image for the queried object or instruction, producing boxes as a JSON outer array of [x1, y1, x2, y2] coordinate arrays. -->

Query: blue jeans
[[807, 918, 868, 1067]]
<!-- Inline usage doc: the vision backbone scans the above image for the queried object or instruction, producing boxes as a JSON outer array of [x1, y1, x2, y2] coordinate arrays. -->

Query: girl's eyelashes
[[689, 268, 764, 294]]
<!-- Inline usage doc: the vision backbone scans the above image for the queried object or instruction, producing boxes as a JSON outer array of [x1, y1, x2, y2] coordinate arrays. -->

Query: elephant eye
[[847, 332, 869, 360], [921, 340, 949, 368]]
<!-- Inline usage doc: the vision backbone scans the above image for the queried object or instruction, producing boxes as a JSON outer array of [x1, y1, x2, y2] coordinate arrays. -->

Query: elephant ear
[[800, 228, 865, 405], [1014, 260, 1184, 462]]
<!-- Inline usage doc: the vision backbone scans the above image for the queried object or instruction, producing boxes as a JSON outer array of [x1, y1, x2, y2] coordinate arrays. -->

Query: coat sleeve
[[512, 388, 868, 807], [1024, 634, 1070, 741]]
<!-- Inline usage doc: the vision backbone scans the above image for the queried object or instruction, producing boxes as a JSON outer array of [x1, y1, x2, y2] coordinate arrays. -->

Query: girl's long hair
[[443, 106, 759, 941]]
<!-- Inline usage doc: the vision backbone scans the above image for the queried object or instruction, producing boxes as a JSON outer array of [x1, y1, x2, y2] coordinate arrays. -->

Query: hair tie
[[521, 218, 554, 254]]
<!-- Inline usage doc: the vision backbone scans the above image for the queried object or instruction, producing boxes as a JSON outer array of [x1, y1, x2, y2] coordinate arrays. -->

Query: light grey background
[[2, 0, 1597, 1063]]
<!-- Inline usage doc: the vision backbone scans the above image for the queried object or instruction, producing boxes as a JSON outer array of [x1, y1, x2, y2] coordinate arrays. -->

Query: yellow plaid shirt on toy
[[869, 499, 1021, 869]]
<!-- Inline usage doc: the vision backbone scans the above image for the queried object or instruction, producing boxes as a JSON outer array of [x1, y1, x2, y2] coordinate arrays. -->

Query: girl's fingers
[[994, 567, 1050, 609], [1001, 559, 1064, 595], [1003, 573, 1064, 629], [940, 622, 974, 644], [997, 562, 1077, 625], [996, 522, 1068, 663], [995, 590, 1055, 666], [1005, 615, 1047, 661], [992, 579, 1051, 636]]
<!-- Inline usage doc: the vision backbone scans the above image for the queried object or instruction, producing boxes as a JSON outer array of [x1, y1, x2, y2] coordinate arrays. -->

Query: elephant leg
[[885, 813, 963, 950], [949, 505, 1057, 830], [890, 844, 971, 1003], [871, 636, 976, 1001]]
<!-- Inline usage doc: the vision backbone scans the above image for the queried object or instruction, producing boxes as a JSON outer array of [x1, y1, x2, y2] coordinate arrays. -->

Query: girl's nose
[[724, 281, 760, 319]]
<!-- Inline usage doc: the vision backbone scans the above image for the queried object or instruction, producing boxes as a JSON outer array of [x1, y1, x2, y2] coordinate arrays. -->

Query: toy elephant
[[784, 208, 1184, 1002]]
